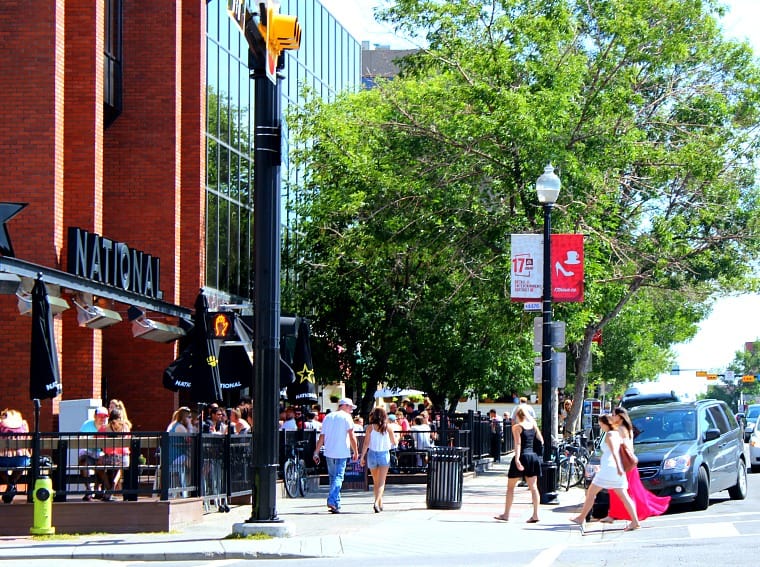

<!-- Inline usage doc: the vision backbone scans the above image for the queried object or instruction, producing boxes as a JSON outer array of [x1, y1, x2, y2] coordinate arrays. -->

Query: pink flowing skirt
[[608, 467, 670, 520]]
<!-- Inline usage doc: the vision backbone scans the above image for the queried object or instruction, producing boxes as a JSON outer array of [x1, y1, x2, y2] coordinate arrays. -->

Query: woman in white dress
[[571, 414, 640, 530]]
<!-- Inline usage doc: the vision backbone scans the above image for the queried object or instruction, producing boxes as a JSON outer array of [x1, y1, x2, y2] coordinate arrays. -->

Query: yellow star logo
[[297, 364, 315, 384]]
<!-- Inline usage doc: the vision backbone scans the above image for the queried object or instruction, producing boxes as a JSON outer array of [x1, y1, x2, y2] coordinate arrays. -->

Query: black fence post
[[160, 432, 170, 501], [53, 439, 68, 502]]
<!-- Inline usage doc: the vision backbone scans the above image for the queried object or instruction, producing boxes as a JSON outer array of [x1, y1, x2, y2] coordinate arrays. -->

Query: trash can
[[426, 446, 466, 510], [539, 460, 558, 504]]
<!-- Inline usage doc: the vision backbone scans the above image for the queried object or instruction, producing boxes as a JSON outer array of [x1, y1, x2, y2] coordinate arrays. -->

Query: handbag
[[619, 442, 638, 472]]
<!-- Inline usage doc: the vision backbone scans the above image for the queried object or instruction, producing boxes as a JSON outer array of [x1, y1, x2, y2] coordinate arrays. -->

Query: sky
[[315, 0, 760, 377]]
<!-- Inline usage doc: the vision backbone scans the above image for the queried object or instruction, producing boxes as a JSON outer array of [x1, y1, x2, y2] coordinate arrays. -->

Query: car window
[[699, 408, 718, 435], [725, 409, 739, 429], [707, 405, 730, 435], [631, 410, 695, 442], [747, 406, 760, 420]]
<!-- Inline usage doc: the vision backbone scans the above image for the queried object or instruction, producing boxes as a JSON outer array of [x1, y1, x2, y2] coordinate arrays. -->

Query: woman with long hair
[[601, 407, 670, 522], [0, 409, 30, 503], [359, 406, 397, 513], [571, 414, 640, 530], [495, 406, 543, 523], [109, 399, 132, 429], [99, 407, 131, 501]]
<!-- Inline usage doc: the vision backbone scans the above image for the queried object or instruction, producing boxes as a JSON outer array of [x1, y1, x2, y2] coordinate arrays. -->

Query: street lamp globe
[[536, 163, 561, 204]]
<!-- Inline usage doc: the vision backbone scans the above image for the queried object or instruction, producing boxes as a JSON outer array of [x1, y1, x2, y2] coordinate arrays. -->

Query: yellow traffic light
[[259, 6, 301, 57]]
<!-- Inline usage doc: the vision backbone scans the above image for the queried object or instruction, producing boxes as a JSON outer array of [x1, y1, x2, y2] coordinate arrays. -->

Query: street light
[[536, 163, 560, 504]]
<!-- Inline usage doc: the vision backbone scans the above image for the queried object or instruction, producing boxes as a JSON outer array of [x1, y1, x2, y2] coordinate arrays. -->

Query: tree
[[379, 0, 760, 433], [288, 0, 760, 422], [288, 84, 535, 414], [727, 340, 760, 404]]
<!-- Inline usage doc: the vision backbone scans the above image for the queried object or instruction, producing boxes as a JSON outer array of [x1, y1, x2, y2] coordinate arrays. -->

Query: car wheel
[[693, 467, 710, 511], [728, 459, 748, 500]]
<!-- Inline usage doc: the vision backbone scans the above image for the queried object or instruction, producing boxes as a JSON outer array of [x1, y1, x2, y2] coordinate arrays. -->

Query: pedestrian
[[600, 407, 669, 523], [488, 409, 503, 462], [359, 406, 397, 513], [166, 406, 193, 493], [313, 397, 359, 513], [571, 414, 640, 531], [0, 409, 31, 504], [99, 407, 131, 501], [229, 407, 251, 434], [108, 399, 132, 429], [494, 406, 543, 523], [79, 406, 109, 500]]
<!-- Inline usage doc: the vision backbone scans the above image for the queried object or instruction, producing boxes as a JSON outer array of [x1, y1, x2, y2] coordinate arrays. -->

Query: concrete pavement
[[0, 462, 590, 561]]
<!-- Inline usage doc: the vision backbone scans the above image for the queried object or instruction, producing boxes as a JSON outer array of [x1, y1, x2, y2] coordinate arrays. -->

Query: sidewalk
[[0, 461, 588, 561]]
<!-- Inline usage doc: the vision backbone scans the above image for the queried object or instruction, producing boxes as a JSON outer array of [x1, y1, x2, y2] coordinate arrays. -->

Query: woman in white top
[[571, 414, 640, 531], [359, 406, 397, 513]]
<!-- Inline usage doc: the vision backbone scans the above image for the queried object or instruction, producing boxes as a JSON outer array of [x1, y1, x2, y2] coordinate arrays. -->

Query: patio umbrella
[[286, 319, 318, 405], [373, 387, 425, 399], [29, 275, 62, 400], [162, 291, 222, 403]]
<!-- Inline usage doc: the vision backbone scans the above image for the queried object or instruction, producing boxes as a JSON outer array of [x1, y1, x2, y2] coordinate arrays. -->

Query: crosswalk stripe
[[688, 522, 740, 539], [528, 544, 565, 567]]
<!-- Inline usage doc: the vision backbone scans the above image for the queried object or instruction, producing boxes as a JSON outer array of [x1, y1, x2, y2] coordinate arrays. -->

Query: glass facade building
[[205, 0, 361, 302]]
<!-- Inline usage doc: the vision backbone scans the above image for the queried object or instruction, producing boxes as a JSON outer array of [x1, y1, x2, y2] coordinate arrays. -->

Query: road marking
[[528, 544, 565, 567], [688, 522, 740, 539]]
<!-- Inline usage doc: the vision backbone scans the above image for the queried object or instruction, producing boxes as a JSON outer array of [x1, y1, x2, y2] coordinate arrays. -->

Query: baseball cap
[[95, 407, 109, 416], [338, 398, 356, 409], [388, 413, 397, 421]]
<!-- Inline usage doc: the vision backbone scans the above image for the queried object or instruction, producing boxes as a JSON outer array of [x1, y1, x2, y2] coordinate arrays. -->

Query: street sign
[[533, 352, 566, 388], [533, 318, 566, 350], [743, 375, 756, 383], [725, 370, 735, 381], [524, 301, 541, 312]]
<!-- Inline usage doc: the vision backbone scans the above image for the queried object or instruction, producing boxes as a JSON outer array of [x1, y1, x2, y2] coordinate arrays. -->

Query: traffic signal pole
[[231, 1, 300, 526], [248, 56, 282, 523]]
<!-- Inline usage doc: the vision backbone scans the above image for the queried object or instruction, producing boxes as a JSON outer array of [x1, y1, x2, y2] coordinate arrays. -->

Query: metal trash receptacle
[[426, 446, 466, 510]]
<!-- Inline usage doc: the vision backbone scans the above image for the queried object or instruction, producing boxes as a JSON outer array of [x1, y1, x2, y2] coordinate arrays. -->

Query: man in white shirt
[[280, 407, 298, 431], [313, 398, 359, 513]]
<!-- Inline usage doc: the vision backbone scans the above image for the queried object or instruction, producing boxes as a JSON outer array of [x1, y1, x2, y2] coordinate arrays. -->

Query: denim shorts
[[366, 449, 390, 469], [0, 456, 30, 468]]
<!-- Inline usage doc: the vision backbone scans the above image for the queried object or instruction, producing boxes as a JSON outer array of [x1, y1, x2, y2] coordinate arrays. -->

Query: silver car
[[744, 404, 760, 442], [750, 415, 760, 472]]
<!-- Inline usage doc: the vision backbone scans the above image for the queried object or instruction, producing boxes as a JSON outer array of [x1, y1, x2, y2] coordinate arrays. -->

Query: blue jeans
[[326, 457, 349, 509]]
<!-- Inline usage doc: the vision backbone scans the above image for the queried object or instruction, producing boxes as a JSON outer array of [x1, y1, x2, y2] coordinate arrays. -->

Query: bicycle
[[556, 433, 590, 491], [283, 440, 313, 498]]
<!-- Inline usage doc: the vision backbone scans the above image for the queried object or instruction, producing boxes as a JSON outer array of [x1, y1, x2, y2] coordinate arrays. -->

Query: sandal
[[600, 516, 615, 524], [569, 517, 584, 526], [526, 517, 539, 524], [493, 514, 509, 522], [623, 523, 640, 531]]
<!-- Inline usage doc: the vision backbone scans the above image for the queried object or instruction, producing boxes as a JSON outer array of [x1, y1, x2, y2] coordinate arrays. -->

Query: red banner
[[550, 234, 584, 302]]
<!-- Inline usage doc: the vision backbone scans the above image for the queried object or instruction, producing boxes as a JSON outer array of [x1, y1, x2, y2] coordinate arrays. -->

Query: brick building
[[0, 0, 360, 431]]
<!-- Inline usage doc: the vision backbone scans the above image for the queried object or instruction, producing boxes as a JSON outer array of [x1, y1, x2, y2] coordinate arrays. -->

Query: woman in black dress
[[495, 406, 543, 523]]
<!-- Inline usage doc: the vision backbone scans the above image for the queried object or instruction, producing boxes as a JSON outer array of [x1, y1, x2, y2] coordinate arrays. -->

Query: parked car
[[749, 416, 760, 473], [627, 400, 746, 510], [744, 404, 760, 442], [619, 390, 682, 410]]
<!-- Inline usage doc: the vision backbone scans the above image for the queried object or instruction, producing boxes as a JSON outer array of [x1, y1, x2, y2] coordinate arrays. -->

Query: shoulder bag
[[619, 442, 638, 472]]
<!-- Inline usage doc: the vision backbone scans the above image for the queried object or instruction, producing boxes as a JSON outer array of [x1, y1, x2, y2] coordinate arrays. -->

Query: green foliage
[[286, 0, 760, 414]]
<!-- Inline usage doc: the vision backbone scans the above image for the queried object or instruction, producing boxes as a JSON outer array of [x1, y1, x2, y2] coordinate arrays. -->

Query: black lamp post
[[536, 163, 560, 504]]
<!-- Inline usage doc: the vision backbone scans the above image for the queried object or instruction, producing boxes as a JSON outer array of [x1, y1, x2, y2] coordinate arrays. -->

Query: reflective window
[[205, 0, 360, 300]]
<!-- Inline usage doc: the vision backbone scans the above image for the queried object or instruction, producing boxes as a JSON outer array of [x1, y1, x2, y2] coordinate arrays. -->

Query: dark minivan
[[629, 400, 746, 510]]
